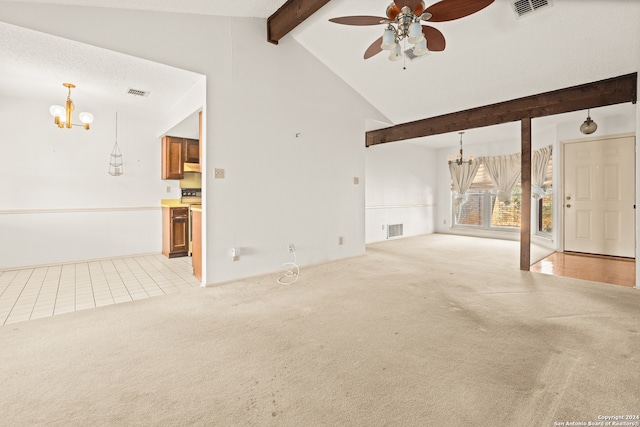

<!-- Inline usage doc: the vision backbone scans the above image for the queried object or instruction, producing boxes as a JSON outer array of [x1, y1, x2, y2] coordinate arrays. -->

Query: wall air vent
[[126, 88, 150, 97], [387, 224, 404, 239], [513, 0, 551, 18]]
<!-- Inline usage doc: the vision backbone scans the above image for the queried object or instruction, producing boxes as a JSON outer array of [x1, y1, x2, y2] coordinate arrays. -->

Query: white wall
[[365, 142, 436, 243], [0, 97, 168, 268], [0, 5, 388, 283], [207, 19, 387, 282]]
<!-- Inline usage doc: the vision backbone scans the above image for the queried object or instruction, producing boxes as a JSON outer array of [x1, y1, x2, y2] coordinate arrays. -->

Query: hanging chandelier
[[448, 132, 473, 165], [579, 109, 597, 135], [380, 4, 430, 61], [49, 83, 94, 130]]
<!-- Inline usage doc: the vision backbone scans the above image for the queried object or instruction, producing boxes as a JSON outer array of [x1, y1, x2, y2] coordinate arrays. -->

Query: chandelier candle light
[[49, 83, 94, 130], [448, 132, 473, 165]]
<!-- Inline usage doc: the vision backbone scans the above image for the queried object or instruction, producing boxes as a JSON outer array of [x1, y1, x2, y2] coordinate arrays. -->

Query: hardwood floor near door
[[531, 251, 635, 287]]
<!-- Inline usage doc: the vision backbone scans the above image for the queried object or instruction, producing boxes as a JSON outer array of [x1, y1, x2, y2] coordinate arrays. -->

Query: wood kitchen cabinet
[[185, 139, 200, 164], [161, 136, 200, 179], [162, 206, 189, 258]]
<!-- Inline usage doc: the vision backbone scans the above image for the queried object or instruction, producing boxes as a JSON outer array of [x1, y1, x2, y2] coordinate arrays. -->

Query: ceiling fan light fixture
[[413, 37, 428, 56], [580, 109, 598, 135], [329, 1, 495, 62], [408, 21, 424, 44], [389, 43, 402, 61], [381, 27, 396, 50]]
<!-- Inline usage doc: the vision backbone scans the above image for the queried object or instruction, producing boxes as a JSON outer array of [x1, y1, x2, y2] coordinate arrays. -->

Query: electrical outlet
[[382, 224, 385, 230], [338, 236, 344, 245], [231, 247, 239, 261], [353, 177, 359, 185], [214, 168, 225, 179], [288, 244, 295, 253], [166, 186, 171, 193], [443, 220, 447, 225]]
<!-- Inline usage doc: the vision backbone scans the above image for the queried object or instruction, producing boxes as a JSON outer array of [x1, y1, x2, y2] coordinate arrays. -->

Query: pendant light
[[49, 83, 94, 130], [580, 109, 598, 135], [448, 132, 474, 165], [109, 113, 123, 176]]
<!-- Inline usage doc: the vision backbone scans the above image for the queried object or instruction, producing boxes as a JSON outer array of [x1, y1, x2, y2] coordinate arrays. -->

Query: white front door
[[563, 135, 636, 258]]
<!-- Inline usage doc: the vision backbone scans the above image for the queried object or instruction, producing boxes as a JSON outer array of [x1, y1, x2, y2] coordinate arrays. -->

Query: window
[[536, 154, 553, 236], [456, 190, 484, 226], [538, 192, 553, 234], [491, 189, 521, 229], [453, 162, 521, 231], [452, 150, 552, 234]]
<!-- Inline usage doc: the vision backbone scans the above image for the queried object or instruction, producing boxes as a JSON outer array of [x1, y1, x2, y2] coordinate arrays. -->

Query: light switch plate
[[353, 177, 359, 185], [214, 168, 225, 179]]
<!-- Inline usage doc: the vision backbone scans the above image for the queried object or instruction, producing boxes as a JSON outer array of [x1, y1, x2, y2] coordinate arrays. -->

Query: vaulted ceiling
[[1, 0, 638, 146]]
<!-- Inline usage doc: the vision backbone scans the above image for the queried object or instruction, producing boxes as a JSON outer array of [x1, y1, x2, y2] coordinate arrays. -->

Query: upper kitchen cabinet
[[184, 139, 200, 164], [161, 136, 200, 179]]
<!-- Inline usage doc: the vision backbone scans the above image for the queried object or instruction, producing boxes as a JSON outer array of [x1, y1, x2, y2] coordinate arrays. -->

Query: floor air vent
[[387, 224, 404, 239], [513, 0, 551, 18]]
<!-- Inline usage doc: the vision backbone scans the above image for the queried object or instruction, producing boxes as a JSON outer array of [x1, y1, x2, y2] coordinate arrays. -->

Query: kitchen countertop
[[191, 204, 202, 212], [160, 199, 189, 208]]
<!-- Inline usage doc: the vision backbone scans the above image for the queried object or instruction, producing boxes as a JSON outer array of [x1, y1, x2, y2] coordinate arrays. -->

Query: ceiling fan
[[329, 0, 494, 60]]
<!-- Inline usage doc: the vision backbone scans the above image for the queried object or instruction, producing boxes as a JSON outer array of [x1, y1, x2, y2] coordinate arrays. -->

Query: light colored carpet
[[1, 234, 638, 426]]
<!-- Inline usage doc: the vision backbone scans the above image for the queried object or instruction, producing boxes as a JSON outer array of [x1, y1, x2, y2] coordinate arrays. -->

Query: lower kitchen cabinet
[[162, 206, 189, 258]]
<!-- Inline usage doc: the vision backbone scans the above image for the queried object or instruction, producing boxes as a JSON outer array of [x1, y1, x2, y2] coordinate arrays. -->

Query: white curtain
[[483, 153, 522, 204], [532, 145, 552, 199], [449, 161, 480, 221]]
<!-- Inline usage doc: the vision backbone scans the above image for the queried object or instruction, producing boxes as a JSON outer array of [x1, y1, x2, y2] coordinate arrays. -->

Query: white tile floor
[[0, 254, 201, 326]]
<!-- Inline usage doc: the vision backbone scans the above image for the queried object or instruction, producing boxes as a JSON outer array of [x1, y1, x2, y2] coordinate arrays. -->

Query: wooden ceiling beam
[[366, 73, 638, 147], [267, 0, 331, 45]]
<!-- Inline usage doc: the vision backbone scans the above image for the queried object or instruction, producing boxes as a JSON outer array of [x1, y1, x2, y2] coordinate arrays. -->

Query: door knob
[[566, 204, 571, 208], [566, 196, 571, 200]]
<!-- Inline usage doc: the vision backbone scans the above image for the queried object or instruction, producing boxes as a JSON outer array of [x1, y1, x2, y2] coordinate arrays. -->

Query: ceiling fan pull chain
[[403, 38, 407, 70]]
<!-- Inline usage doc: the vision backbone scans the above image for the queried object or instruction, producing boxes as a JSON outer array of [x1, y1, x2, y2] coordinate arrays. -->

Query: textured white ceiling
[[2, 0, 288, 18], [0, 0, 637, 147], [289, 0, 639, 147], [0, 20, 204, 118], [0, 0, 289, 121]]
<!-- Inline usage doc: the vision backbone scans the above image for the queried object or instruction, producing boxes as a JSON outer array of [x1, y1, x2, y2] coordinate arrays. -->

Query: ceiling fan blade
[[394, 0, 424, 11], [422, 25, 446, 51], [364, 37, 384, 60], [425, 0, 494, 22], [329, 16, 387, 26]]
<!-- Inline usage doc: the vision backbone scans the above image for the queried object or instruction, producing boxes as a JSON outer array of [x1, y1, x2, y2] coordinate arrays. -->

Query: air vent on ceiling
[[126, 88, 150, 97], [387, 224, 404, 239], [404, 49, 429, 61], [513, 0, 552, 18]]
